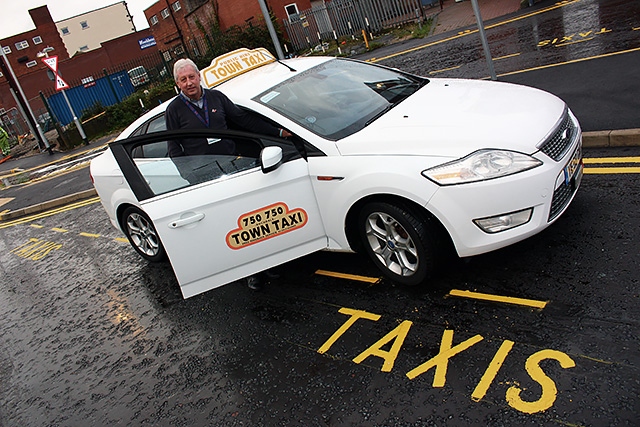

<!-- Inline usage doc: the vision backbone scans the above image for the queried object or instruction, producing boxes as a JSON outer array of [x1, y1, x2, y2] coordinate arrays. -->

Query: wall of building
[[0, 5, 161, 121], [56, 1, 136, 56], [143, 0, 313, 63]]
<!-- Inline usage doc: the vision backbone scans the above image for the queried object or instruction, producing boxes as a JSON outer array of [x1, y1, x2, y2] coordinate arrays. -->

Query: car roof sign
[[201, 47, 276, 88]]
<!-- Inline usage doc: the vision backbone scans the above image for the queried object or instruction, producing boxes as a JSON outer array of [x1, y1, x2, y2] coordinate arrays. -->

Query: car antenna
[[276, 58, 296, 72], [264, 51, 296, 72]]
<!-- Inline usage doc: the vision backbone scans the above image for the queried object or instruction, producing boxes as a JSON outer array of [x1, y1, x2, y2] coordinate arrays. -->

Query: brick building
[[144, 0, 313, 63], [0, 6, 161, 133]]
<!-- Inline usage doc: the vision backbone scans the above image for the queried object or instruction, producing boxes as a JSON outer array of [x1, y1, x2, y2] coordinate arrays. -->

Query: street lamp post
[[470, 0, 497, 81], [257, 0, 285, 59], [0, 45, 53, 154]]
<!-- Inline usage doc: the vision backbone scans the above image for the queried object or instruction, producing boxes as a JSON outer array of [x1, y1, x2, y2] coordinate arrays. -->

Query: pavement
[[0, 0, 639, 222]]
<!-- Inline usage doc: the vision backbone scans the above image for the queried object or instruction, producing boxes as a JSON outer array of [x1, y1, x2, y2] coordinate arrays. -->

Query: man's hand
[[280, 129, 292, 138]]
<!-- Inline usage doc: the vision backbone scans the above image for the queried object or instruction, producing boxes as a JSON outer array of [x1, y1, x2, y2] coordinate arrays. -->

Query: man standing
[[165, 58, 290, 156], [165, 58, 289, 290]]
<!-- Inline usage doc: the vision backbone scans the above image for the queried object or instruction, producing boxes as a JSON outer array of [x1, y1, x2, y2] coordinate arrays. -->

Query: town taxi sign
[[201, 47, 276, 88]]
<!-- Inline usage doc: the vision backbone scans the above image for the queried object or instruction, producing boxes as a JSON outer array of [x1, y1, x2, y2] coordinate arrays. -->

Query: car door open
[[110, 129, 328, 298]]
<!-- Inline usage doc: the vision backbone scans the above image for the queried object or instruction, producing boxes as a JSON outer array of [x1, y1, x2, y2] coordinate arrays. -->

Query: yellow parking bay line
[[584, 167, 640, 174], [315, 270, 381, 284], [449, 289, 548, 309], [79, 232, 101, 238], [583, 157, 640, 164]]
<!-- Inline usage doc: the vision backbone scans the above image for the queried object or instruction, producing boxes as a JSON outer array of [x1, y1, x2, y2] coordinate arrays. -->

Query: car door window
[[131, 114, 168, 158], [134, 135, 262, 196]]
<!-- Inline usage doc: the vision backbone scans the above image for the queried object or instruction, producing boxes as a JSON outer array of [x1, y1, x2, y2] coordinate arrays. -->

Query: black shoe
[[246, 275, 262, 290], [262, 268, 280, 280]]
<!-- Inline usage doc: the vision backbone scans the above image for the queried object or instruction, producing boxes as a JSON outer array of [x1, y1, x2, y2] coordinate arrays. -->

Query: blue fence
[[47, 70, 135, 126]]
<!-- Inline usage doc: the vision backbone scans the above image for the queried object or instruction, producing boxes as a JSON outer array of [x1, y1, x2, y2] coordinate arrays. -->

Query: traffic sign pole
[[41, 54, 88, 145], [1, 45, 52, 154]]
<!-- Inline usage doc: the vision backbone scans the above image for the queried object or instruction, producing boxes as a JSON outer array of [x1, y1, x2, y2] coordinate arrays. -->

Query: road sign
[[42, 56, 58, 73], [55, 74, 69, 91], [41, 56, 69, 91]]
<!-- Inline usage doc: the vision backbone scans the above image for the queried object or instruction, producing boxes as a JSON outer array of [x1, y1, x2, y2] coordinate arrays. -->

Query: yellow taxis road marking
[[315, 269, 381, 284], [555, 37, 594, 47], [368, 0, 580, 63], [449, 289, 548, 309], [0, 197, 100, 229], [318, 307, 578, 414]]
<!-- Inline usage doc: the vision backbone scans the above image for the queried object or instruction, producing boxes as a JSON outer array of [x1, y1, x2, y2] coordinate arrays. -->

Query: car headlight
[[422, 150, 542, 185]]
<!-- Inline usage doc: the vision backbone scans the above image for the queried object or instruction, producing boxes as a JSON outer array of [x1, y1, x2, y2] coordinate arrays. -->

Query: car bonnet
[[337, 78, 567, 158]]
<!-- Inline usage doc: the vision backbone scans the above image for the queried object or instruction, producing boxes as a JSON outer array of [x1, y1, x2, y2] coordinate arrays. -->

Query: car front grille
[[549, 179, 575, 221], [539, 111, 576, 161]]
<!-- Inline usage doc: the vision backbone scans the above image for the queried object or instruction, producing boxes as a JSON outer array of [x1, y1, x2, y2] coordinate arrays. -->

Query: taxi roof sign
[[201, 47, 276, 88]]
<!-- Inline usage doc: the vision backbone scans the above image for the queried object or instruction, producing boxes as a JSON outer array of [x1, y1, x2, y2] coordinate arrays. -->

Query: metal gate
[[283, 0, 423, 51]]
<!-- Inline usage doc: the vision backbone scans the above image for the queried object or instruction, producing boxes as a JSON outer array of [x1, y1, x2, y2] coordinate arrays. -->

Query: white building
[[56, 1, 136, 56]]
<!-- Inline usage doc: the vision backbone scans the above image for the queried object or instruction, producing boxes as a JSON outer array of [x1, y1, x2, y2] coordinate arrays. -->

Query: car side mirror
[[261, 146, 283, 173]]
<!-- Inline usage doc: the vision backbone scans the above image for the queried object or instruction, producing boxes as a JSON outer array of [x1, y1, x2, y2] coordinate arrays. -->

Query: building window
[[61, 27, 70, 35], [174, 45, 184, 55], [190, 39, 199, 57], [161, 8, 170, 19], [172, 1, 181, 12], [79, 45, 89, 52], [80, 21, 89, 29], [26, 60, 37, 68], [32, 36, 43, 45], [150, 15, 158, 25], [285, 3, 299, 18], [162, 50, 171, 62], [2, 46, 11, 54], [15, 40, 29, 50]]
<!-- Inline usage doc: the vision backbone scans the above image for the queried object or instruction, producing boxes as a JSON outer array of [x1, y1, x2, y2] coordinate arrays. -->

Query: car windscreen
[[254, 59, 427, 140]]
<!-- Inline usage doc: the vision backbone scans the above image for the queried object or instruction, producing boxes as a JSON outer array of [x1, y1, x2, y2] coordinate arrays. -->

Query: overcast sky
[[1, 0, 158, 40]]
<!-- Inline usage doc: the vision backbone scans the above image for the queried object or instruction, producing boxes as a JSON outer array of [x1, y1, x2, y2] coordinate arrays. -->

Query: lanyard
[[180, 92, 209, 128]]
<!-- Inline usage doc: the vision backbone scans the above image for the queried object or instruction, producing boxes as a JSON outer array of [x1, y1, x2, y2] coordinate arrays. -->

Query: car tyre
[[121, 206, 166, 262], [358, 202, 437, 286]]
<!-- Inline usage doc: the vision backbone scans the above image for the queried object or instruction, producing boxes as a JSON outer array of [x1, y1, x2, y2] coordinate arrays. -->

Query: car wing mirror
[[261, 146, 283, 173]]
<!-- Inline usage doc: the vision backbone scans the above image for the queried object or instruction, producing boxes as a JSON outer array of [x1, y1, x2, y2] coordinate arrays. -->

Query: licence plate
[[563, 145, 582, 185]]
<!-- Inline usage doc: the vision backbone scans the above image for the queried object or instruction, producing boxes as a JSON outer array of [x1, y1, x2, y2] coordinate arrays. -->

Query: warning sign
[[42, 56, 58, 72], [226, 202, 308, 250], [41, 55, 69, 91], [55, 74, 69, 91]]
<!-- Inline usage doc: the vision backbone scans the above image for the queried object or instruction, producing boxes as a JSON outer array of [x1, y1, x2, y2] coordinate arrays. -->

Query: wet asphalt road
[[1, 0, 640, 425], [362, 0, 640, 132], [0, 147, 639, 425]]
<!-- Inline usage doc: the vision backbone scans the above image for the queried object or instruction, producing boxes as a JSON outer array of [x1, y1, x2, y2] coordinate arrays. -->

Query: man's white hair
[[173, 58, 199, 82]]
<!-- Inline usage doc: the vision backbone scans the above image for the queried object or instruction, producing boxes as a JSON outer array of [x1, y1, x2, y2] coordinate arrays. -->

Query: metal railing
[[283, 0, 423, 51]]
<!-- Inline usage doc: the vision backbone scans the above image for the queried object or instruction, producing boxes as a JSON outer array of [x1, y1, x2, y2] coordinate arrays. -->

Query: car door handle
[[168, 213, 205, 228]]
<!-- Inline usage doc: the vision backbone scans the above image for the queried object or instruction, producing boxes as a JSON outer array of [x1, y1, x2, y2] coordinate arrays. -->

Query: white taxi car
[[90, 48, 583, 299]]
